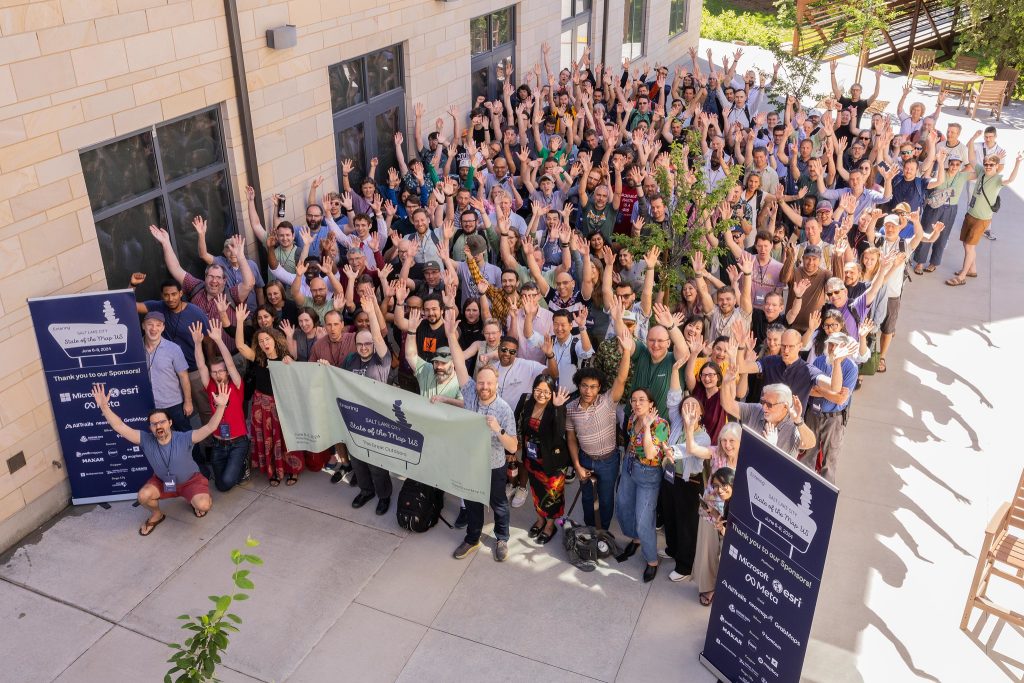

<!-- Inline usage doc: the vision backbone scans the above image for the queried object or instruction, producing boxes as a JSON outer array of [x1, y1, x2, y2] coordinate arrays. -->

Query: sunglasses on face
[[498, 347, 517, 355], [826, 289, 844, 296]]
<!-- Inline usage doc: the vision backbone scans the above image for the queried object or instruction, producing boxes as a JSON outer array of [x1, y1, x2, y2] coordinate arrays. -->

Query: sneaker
[[984, 230, 996, 241], [511, 486, 528, 508], [330, 463, 352, 485], [505, 482, 514, 499], [453, 541, 481, 560], [658, 549, 672, 560], [453, 507, 468, 529], [241, 459, 251, 483], [669, 570, 690, 582], [494, 540, 509, 562], [564, 466, 577, 483]]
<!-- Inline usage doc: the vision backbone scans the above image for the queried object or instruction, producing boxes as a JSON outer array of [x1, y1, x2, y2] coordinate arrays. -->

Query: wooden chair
[[966, 80, 1009, 120], [995, 66, 1019, 105], [864, 99, 889, 116], [954, 54, 980, 72], [961, 468, 1024, 630], [909, 48, 937, 85]]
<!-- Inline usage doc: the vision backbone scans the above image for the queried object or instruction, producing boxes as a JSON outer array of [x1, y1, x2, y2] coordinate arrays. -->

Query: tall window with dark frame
[[471, 7, 515, 103], [622, 0, 646, 62], [669, 0, 687, 36], [80, 107, 236, 302], [561, 0, 591, 70], [328, 45, 405, 187]]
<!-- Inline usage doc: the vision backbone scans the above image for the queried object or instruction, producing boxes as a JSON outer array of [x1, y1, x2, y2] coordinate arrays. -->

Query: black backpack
[[396, 478, 445, 533]]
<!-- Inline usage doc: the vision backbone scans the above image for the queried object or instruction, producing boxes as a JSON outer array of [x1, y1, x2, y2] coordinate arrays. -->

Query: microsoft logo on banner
[[60, 393, 71, 402], [729, 545, 738, 559]]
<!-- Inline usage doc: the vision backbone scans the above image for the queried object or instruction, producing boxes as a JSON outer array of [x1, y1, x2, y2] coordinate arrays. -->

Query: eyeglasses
[[355, 342, 374, 347], [534, 389, 552, 397], [899, 150, 914, 156], [498, 347, 518, 355], [826, 289, 844, 296], [149, 419, 169, 427], [859, 136, 871, 141], [759, 400, 783, 409], [983, 163, 997, 168], [823, 321, 842, 330]]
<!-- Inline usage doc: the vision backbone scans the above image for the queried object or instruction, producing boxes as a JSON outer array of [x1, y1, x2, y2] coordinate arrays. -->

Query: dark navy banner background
[[28, 290, 154, 504], [700, 427, 838, 683]]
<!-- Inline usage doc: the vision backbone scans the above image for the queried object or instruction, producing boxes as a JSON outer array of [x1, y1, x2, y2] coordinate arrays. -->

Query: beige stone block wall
[[0, 0, 245, 551]]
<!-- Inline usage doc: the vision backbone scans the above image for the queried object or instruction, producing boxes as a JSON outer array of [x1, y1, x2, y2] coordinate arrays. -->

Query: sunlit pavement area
[[2, 41, 1023, 682]]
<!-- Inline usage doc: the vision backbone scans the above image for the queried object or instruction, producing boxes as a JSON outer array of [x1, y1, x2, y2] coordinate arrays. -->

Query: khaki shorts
[[960, 214, 991, 246]]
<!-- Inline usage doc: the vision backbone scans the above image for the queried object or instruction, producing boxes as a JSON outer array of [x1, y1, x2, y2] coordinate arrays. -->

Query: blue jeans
[[615, 458, 662, 564], [465, 465, 510, 545], [579, 451, 619, 530], [210, 436, 249, 492], [912, 203, 957, 266]]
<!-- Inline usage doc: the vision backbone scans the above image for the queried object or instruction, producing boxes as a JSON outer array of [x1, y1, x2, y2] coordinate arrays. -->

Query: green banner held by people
[[269, 361, 492, 505]]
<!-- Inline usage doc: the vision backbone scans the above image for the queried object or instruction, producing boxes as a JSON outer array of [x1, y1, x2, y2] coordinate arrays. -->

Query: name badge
[[163, 476, 177, 494], [754, 293, 766, 305], [219, 424, 231, 439]]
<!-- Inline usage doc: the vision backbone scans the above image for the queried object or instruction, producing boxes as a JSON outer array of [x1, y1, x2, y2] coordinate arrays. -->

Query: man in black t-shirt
[[830, 61, 881, 127], [342, 289, 394, 516]]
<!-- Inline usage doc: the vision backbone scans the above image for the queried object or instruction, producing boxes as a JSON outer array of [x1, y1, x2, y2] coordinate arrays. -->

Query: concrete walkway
[[2, 42, 1023, 682]]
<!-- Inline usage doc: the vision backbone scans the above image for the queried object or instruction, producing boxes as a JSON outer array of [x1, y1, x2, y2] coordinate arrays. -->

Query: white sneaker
[[658, 549, 672, 559], [505, 482, 514, 499], [669, 571, 690, 582], [511, 486, 528, 508]]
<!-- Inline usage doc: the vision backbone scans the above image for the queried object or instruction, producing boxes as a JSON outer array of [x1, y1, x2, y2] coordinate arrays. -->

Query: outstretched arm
[[149, 225, 187, 285], [92, 383, 141, 445]]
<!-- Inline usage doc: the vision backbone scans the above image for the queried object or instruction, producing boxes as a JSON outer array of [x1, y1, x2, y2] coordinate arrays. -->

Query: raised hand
[[189, 321, 204, 344], [235, 302, 250, 323], [212, 381, 231, 408], [643, 245, 661, 270], [793, 278, 811, 298], [552, 386, 571, 407], [130, 272, 146, 287]]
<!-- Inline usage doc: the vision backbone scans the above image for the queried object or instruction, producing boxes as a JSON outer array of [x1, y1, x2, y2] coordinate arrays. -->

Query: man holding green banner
[[444, 309, 519, 563]]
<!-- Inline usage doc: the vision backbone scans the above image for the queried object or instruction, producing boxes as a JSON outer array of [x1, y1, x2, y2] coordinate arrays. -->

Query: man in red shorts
[[91, 381, 230, 536]]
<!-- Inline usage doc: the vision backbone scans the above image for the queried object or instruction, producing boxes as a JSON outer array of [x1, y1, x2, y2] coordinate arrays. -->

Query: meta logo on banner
[[700, 428, 838, 683], [29, 291, 154, 505]]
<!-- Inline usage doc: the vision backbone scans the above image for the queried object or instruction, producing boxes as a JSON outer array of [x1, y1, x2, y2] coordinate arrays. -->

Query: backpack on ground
[[396, 478, 445, 532]]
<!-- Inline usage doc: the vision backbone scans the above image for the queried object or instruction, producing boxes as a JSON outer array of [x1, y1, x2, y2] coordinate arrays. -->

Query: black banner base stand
[[699, 653, 732, 683]]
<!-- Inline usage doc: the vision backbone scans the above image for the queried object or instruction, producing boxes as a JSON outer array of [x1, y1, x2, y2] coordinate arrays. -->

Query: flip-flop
[[194, 508, 208, 518], [139, 513, 166, 537], [699, 591, 714, 606], [967, 272, 978, 278], [945, 277, 967, 287], [923, 265, 937, 273], [914, 265, 924, 275], [269, 476, 282, 487], [285, 475, 298, 486], [877, 357, 887, 373]]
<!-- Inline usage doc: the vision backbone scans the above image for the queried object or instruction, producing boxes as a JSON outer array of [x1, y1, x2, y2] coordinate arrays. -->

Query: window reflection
[[168, 171, 234, 279], [95, 199, 167, 301], [367, 48, 400, 98], [81, 132, 159, 213], [329, 59, 365, 112], [337, 125, 366, 181], [374, 109, 400, 185], [471, 15, 488, 55], [156, 110, 222, 183]]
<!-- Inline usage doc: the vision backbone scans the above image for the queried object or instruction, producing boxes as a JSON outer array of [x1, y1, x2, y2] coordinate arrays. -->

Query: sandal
[[285, 475, 298, 486], [269, 476, 282, 487], [877, 357, 887, 373], [967, 271, 978, 278], [194, 508, 208, 518], [699, 591, 714, 606], [923, 265, 937, 273], [528, 521, 544, 538], [914, 264, 924, 275], [139, 513, 166, 537], [945, 277, 967, 287]]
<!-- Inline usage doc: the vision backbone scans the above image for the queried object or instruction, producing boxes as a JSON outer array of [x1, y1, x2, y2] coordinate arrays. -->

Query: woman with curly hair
[[235, 304, 300, 486]]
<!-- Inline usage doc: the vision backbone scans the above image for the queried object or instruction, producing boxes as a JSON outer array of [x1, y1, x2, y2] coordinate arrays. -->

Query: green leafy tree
[[165, 537, 262, 683], [613, 130, 742, 298], [958, 0, 1024, 96], [839, 0, 896, 83]]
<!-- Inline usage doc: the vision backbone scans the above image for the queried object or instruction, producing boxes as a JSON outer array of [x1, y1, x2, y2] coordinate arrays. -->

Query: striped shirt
[[566, 392, 618, 459]]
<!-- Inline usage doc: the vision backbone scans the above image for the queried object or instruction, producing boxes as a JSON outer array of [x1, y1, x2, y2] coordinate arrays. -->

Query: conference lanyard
[[155, 439, 174, 481]]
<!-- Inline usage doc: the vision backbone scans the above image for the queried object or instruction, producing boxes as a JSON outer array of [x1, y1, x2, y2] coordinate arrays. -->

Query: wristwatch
[[793, 419, 804, 426], [500, 428, 507, 435]]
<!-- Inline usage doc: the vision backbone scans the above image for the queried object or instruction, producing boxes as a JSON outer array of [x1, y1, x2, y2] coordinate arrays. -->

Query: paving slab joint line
[[610, 580, 654, 683], [417, 625, 613, 682], [258, 488, 407, 539]]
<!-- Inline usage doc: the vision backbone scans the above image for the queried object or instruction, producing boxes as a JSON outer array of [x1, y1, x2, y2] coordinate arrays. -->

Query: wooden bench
[[961, 468, 1024, 630]]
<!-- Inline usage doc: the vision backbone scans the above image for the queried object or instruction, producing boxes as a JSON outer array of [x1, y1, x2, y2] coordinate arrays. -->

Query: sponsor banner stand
[[28, 291, 154, 504], [700, 427, 839, 683]]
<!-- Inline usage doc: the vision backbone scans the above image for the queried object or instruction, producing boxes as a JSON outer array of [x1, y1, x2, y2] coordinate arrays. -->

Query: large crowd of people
[[95, 44, 1018, 606]]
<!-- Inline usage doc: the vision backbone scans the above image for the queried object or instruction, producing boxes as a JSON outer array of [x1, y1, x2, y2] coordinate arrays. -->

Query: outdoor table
[[928, 69, 985, 108]]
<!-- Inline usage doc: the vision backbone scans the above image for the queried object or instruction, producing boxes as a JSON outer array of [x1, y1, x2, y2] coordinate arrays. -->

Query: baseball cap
[[803, 244, 822, 257], [432, 347, 453, 363], [882, 214, 900, 226], [458, 158, 470, 168], [892, 201, 911, 214], [815, 200, 833, 212], [423, 260, 441, 271], [826, 331, 855, 347], [540, 174, 556, 183], [143, 311, 165, 324], [621, 310, 637, 324]]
